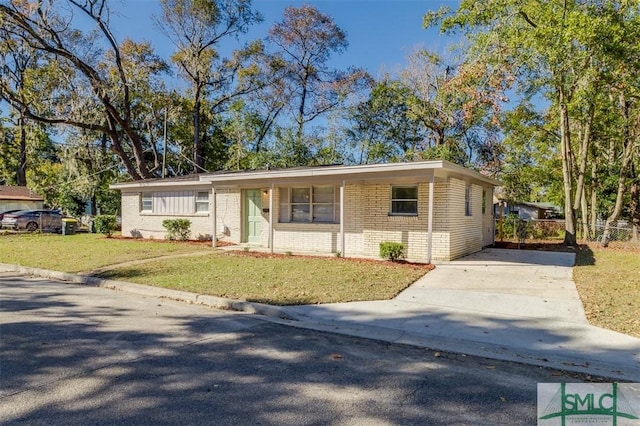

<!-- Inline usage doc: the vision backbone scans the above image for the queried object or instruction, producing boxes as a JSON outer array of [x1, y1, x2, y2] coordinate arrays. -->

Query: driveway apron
[[286, 248, 640, 381]]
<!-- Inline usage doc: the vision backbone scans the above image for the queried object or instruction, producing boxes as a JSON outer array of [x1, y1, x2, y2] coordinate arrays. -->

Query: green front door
[[244, 189, 262, 243]]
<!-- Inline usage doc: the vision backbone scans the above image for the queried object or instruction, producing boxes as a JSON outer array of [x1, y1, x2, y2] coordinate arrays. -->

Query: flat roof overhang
[[111, 160, 501, 190]]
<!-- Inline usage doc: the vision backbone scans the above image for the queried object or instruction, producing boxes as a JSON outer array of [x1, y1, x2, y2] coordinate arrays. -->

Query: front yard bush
[[162, 218, 192, 241], [379, 241, 405, 261], [93, 215, 118, 237]]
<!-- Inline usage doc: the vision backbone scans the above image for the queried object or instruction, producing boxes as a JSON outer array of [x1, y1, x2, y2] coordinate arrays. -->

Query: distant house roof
[[0, 186, 45, 201], [518, 201, 562, 212]]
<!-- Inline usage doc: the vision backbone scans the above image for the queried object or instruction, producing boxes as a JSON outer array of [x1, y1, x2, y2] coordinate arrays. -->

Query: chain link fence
[[496, 216, 639, 247], [577, 221, 638, 244], [496, 217, 565, 241]]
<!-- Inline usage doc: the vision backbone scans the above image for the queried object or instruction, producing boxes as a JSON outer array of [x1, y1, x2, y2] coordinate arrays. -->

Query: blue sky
[[113, 0, 460, 79]]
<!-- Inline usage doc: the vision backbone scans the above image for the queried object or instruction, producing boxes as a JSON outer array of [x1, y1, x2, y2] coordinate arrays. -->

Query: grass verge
[[573, 243, 640, 338]]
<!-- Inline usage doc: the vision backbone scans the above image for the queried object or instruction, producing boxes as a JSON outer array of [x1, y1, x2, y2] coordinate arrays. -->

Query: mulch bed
[[223, 249, 436, 271], [111, 235, 435, 270]]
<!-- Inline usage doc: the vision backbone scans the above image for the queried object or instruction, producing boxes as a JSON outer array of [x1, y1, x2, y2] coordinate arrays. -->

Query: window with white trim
[[279, 186, 339, 223], [141, 192, 153, 211], [390, 186, 418, 215], [465, 185, 472, 216], [196, 191, 209, 212]]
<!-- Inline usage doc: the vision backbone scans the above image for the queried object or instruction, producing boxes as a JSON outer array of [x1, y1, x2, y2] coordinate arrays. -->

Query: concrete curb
[[0, 263, 299, 321]]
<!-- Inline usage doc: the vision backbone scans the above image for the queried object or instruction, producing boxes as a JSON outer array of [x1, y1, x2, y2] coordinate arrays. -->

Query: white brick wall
[[120, 187, 242, 243], [215, 188, 242, 244], [358, 182, 451, 262], [446, 178, 484, 260]]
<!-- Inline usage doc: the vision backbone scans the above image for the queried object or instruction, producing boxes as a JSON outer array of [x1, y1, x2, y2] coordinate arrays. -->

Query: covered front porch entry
[[208, 170, 438, 264]]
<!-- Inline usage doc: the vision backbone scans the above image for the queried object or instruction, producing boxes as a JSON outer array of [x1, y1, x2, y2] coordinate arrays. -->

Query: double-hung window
[[141, 192, 153, 212], [390, 186, 418, 215], [195, 191, 209, 212], [290, 187, 311, 222], [279, 186, 338, 223]]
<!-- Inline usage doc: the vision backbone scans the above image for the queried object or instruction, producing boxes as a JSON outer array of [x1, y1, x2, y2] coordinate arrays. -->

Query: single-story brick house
[[0, 186, 45, 211], [111, 160, 500, 262]]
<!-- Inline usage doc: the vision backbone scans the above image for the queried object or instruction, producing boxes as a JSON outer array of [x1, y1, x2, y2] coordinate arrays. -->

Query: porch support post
[[427, 174, 434, 264], [340, 180, 345, 256], [268, 184, 274, 253], [211, 186, 217, 248]]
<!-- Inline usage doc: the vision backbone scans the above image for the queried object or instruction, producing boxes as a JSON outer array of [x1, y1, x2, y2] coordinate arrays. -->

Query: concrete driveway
[[285, 249, 640, 381]]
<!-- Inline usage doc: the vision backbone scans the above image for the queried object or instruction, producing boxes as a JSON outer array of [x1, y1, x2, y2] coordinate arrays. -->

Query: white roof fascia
[[111, 160, 501, 190], [111, 179, 210, 190]]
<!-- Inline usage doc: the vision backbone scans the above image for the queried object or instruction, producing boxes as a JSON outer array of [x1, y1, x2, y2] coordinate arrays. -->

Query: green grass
[[0, 233, 428, 305], [573, 244, 640, 338], [97, 253, 427, 305], [0, 233, 214, 273]]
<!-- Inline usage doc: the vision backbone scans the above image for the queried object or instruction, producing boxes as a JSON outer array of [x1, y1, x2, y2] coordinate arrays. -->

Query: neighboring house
[[495, 201, 563, 220], [0, 186, 45, 211], [111, 160, 501, 262]]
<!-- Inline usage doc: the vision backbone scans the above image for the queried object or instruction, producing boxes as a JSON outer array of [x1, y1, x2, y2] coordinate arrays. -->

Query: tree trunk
[[572, 104, 593, 213], [580, 186, 589, 241], [601, 95, 634, 247], [16, 114, 27, 186], [590, 162, 598, 238], [193, 82, 203, 174], [559, 94, 576, 246], [630, 179, 639, 243], [296, 70, 310, 149]]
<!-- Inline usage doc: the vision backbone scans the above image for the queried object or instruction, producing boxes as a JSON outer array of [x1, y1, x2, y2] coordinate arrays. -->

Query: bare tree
[[268, 5, 370, 147], [155, 0, 262, 173]]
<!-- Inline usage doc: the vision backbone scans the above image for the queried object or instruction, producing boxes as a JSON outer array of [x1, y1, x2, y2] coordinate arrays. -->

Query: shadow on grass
[[574, 244, 595, 266]]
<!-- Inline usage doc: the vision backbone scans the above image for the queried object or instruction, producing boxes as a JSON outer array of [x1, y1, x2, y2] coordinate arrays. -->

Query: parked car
[[0, 209, 62, 232], [0, 209, 24, 221]]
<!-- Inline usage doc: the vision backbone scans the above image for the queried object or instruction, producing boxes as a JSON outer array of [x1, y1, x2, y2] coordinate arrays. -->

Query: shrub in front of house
[[162, 218, 192, 241], [379, 241, 405, 262], [93, 215, 118, 238]]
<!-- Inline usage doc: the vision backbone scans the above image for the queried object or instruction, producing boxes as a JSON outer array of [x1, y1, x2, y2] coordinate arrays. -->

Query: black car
[[0, 209, 63, 232]]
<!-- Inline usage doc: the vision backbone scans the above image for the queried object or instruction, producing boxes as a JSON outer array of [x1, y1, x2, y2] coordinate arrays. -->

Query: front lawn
[[0, 233, 428, 305], [573, 243, 640, 338], [96, 251, 428, 305], [0, 233, 214, 273]]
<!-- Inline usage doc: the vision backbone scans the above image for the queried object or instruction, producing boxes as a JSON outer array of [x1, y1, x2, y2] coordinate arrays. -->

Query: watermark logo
[[538, 383, 640, 425]]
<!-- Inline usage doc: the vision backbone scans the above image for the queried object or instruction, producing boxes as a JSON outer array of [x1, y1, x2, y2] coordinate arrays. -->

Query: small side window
[[465, 185, 472, 216], [482, 189, 487, 214], [196, 191, 209, 212], [141, 192, 153, 212]]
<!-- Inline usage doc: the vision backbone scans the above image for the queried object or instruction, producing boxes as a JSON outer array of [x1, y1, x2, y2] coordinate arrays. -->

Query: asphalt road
[[1, 273, 593, 425]]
